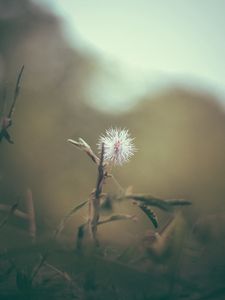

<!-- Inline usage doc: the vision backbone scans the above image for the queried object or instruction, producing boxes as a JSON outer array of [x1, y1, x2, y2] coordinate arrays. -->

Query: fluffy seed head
[[97, 127, 136, 165]]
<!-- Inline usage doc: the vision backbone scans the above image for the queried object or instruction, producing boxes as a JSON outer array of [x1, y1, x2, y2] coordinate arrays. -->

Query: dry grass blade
[[95, 142, 105, 199], [0, 204, 28, 220], [0, 86, 7, 117], [194, 286, 225, 300], [44, 262, 72, 282], [67, 138, 99, 164], [54, 200, 88, 238], [0, 199, 19, 230], [30, 200, 87, 282], [26, 199, 87, 285], [8, 65, 24, 118], [30, 253, 48, 283], [25, 188, 36, 242], [89, 143, 105, 246], [97, 214, 137, 226], [0, 257, 15, 283], [124, 194, 191, 211], [165, 199, 192, 206]]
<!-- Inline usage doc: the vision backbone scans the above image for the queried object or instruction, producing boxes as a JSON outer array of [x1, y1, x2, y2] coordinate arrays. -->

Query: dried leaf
[[16, 270, 32, 291], [67, 138, 99, 164], [124, 194, 191, 211], [165, 199, 192, 207], [76, 222, 88, 251], [138, 204, 158, 228], [54, 200, 88, 238], [0, 200, 19, 230], [100, 194, 114, 211], [44, 262, 72, 282], [67, 138, 81, 148], [125, 186, 133, 196], [67, 138, 90, 151], [98, 214, 137, 226], [8, 65, 24, 118]]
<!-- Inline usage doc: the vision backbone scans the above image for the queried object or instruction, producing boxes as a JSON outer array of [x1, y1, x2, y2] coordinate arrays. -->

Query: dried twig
[[0, 65, 24, 144], [54, 199, 88, 238], [76, 222, 88, 251], [123, 194, 191, 211], [97, 214, 137, 226], [0, 86, 7, 117], [30, 252, 48, 283], [0, 204, 28, 220], [0, 199, 19, 230], [67, 138, 99, 165], [30, 199, 87, 283], [24, 188, 36, 243], [0, 188, 37, 242], [89, 143, 106, 246], [44, 261, 72, 282], [68, 134, 191, 251], [193, 286, 225, 300], [8, 65, 24, 119], [0, 263, 15, 282]]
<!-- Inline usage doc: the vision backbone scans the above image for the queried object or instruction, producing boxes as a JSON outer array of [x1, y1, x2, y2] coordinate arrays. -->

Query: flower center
[[114, 140, 121, 153]]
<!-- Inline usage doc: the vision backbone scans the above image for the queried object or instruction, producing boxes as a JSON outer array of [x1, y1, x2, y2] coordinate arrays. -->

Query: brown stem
[[31, 252, 48, 282], [0, 204, 28, 220], [8, 65, 24, 118], [89, 143, 106, 246], [123, 194, 191, 211], [25, 188, 36, 243], [44, 262, 72, 281], [67, 138, 100, 165], [0, 200, 19, 230]]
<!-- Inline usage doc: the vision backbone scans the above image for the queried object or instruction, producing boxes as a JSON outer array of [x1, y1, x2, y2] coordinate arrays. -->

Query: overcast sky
[[35, 0, 225, 110]]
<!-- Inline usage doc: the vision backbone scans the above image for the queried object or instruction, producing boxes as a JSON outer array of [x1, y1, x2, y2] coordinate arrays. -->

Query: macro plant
[[97, 127, 136, 166], [0, 65, 24, 144], [65, 127, 191, 249], [66, 128, 137, 247]]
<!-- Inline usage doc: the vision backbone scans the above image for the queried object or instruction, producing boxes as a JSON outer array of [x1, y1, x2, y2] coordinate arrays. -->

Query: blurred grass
[[1, 1, 225, 299]]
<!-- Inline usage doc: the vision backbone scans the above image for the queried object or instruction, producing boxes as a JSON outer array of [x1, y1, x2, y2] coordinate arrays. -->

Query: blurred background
[[0, 1, 225, 294]]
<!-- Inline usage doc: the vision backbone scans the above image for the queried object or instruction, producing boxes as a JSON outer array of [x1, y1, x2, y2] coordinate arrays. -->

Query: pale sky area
[[34, 0, 225, 111]]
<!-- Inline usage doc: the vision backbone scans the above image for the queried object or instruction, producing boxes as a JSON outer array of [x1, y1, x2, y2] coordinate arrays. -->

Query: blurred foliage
[[0, 1, 225, 299]]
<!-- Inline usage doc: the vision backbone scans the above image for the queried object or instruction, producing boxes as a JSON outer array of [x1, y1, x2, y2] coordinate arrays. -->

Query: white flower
[[97, 128, 136, 165]]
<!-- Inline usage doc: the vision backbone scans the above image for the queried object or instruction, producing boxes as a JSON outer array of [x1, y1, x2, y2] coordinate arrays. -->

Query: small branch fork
[[0, 188, 36, 242], [67, 138, 99, 164]]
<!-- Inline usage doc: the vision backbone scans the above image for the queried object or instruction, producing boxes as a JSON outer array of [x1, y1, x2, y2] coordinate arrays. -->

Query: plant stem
[[89, 143, 106, 246]]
